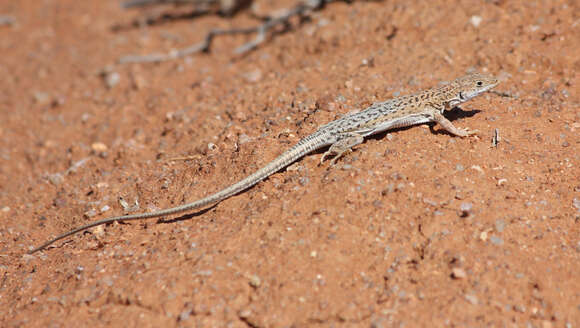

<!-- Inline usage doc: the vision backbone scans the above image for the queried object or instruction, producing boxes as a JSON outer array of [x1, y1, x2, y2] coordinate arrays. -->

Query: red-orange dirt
[[1, 0, 579, 326]]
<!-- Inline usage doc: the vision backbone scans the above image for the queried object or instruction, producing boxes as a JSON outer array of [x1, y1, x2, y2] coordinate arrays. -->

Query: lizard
[[29, 73, 499, 253]]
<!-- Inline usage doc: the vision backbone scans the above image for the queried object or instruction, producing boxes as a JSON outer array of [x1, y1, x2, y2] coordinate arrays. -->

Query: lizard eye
[[476, 81, 483, 86]]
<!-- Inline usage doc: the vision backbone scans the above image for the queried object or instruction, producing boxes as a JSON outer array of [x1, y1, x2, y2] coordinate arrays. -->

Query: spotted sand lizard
[[30, 73, 499, 253]]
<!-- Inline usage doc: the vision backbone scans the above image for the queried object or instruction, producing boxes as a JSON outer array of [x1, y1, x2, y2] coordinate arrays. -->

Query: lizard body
[[30, 73, 499, 253]]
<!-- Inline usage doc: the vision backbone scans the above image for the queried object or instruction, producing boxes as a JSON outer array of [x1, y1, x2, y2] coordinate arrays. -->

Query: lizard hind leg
[[320, 132, 365, 166]]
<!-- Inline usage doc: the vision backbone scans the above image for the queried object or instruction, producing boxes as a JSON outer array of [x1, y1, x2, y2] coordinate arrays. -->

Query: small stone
[[574, 198, 580, 212], [238, 309, 252, 318], [381, 183, 395, 195], [178, 309, 191, 321], [451, 268, 467, 279], [561, 89, 569, 98], [465, 294, 478, 305], [423, 198, 438, 207], [84, 209, 97, 218], [33, 91, 51, 106], [249, 274, 261, 288], [101, 276, 114, 287], [91, 142, 108, 153], [470, 15, 483, 27], [455, 164, 464, 172], [238, 134, 251, 145], [495, 219, 505, 232], [1, 206, 10, 213], [470, 165, 484, 174], [48, 173, 64, 186], [104, 71, 120, 89], [490, 235, 504, 246], [459, 202, 473, 217], [480, 231, 488, 241]]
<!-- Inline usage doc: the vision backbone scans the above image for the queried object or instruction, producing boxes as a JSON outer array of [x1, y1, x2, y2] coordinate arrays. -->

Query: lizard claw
[[320, 149, 351, 166]]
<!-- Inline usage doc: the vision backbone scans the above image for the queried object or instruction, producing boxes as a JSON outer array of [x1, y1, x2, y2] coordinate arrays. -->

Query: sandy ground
[[1, 0, 579, 326]]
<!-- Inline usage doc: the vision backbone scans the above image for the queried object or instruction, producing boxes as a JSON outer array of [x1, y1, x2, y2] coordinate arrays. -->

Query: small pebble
[[470, 15, 483, 27], [480, 231, 488, 241], [101, 276, 114, 287], [459, 202, 473, 217], [455, 164, 464, 172], [451, 268, 467, 279], [513, 304, 526, 313], [561, 89, 569, 98], [84, 209, 97, 218], [91, 142, 108, 153], [178, 309, 191, 321], [238, 309, 252, 318], [249, 274, 261, 288], [470, 165, 484, 174], [423, 198, 438, 206], [33, 91, 51, 106], [495, 219, 505, 232], [465, 294, 478, 305], [48, 173, 64, 186], [490, 235, 504, 246], [574, 198, 580, 212], [104, 71, 120, 89], [238, 134, 251, 145]]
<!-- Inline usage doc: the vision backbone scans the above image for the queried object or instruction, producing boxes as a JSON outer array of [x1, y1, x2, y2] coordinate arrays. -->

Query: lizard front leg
[[432, 111, 479, 137], [320, 132, 364, 165]]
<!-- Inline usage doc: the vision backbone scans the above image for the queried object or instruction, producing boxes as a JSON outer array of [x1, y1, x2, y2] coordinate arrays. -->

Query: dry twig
[[119, 0, 343, 63]]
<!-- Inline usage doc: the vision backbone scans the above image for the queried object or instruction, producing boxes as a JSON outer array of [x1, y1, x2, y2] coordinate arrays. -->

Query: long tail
[[29, 135, 328, 253]]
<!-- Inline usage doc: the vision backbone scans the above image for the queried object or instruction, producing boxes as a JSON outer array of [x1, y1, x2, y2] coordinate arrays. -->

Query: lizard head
[[446, 73, 499, 109]]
